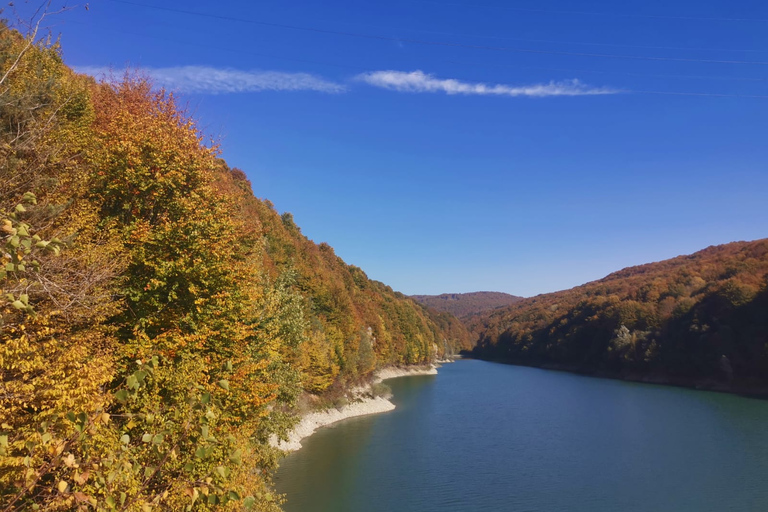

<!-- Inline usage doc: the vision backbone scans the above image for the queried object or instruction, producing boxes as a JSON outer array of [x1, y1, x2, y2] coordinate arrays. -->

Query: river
[[274, 359, 768, 512]]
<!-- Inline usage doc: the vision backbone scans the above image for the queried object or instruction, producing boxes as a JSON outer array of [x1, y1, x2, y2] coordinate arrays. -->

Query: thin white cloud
[[356, 70, 619, 97], [76, 65, 346, 94]]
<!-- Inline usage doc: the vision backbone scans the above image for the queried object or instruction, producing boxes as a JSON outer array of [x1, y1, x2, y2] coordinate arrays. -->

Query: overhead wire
[[103, 0, 768, 66], [60, 17, 768, 86], [71, 1, 768, 98], [445, 59, 768, 83], [199, 7, 768, 54], [424, 1, 768, 23]]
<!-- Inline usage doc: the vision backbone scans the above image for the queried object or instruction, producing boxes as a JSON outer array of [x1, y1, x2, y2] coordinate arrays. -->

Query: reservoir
[[275, 359, 768, 512]]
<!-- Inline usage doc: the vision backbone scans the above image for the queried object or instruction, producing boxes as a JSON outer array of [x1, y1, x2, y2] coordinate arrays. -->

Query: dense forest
[[0, 24, 470, 511], [412, 292, 523, 319], [468, 240, 768, 392]]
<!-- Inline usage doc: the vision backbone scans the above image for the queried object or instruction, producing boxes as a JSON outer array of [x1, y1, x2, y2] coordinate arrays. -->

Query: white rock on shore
[[270, 365, 437, 452], [373, 365, 437, 383]]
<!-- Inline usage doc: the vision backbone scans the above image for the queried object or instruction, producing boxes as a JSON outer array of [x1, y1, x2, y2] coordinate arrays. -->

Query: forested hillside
[[0, 25, 469, 511], [468, 240, 768, 392], [412, 291, 523, 318]]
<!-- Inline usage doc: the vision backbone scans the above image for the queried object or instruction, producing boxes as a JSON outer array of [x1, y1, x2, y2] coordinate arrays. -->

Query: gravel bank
[[271, 365, 438, 452]]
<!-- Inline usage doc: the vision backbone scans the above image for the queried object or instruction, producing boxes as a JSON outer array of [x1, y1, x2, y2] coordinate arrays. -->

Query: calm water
[[275, 359, 768, 512]]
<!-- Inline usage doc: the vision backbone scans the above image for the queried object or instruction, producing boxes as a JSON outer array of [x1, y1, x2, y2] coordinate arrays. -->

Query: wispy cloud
[[356, 70, 619, 97], [76, 65, 346, 94]]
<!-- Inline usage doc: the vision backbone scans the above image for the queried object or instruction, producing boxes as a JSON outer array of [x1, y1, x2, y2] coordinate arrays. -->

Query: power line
[[104, 0, 768, 66], [427, 1, 768, 23], [58, 18, 363, 71], [445, 34, 768, 55], [446, 60, 768, 83], [61, 18, 768, 86], [633, 90, 768, 98], [63, 4, 768, 98], [240, 10, 768, 54]]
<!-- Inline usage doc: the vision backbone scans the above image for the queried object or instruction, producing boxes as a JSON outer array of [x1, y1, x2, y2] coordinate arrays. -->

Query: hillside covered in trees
[[412, 291, 523, 318], [0, 25, 470, 511], [468, 240, 768, 393]]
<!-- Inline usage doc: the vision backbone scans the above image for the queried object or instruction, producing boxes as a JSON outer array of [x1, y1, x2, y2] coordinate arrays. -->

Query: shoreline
[[467, 355, 768, 400], [271, 364, 439, 452]]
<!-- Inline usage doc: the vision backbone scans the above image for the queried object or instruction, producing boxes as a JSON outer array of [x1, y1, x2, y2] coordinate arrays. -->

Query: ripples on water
[[275, 359, 768, 512]]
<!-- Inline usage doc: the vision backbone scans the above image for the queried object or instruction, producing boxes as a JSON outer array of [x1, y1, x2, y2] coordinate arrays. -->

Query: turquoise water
[[274, 359, 768, 512]]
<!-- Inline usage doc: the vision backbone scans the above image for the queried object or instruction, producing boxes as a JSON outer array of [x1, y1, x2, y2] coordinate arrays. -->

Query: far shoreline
[[465, 354, 768, 400]]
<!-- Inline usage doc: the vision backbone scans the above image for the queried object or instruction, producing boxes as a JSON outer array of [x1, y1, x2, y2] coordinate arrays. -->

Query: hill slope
[[468, 240, 768, 393], [0, 26, 469, 511], [411, 291, 523, 318]]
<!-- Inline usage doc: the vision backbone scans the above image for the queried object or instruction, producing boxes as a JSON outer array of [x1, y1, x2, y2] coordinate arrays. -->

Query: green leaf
[[142, 433, 152, 443], [229, 449, 242, 465], [120, 434, 130, 445], [215, 466, 230, 479], [15, 204, 26, 213], [200, 392, 211, 405], [243, 496, 256, 509], [66, 412, 77, 423], [19, 294, 28, 305], [4, 263, 14, 272], [227, 491, 240, 501], [115, 389, 129, 403], [105, 496, 116, 508], [134, 370, 148, 383], [11, 300, 25, 310], [194, 447, 207, 459], [126, 375, 138, 390], [151, 433, 164, 445], [217, 380, 229, 391]]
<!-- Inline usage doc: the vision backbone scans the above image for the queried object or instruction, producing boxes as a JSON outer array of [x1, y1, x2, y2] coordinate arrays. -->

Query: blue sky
[[16, 0, 768, 296]]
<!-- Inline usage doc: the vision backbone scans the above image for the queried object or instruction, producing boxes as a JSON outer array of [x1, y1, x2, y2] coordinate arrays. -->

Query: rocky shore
[[271, 365, 439, 452]]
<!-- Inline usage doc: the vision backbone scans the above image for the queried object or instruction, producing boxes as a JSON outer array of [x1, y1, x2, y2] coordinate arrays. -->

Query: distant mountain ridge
[[411, 291, 524, 318]]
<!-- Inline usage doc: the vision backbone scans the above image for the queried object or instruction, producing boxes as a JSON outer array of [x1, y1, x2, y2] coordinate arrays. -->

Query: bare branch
[[0, 1, 73, 87]]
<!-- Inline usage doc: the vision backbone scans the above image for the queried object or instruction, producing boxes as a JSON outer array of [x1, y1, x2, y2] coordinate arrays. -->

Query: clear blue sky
[[16, 0, 768, 297]]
